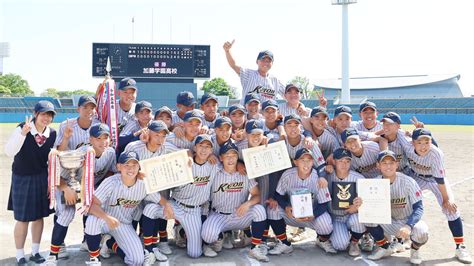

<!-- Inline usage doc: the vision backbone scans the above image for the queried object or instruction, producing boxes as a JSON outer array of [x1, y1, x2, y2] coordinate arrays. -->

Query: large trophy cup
[[58, 150, 86, 204]]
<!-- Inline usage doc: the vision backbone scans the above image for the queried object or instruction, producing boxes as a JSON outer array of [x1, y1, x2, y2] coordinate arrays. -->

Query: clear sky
[[1, 0, 473, 98]]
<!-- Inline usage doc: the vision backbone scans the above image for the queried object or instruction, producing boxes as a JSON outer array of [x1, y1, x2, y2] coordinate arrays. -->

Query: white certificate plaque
[[357, 179, 391, 224], [139, 150, 193, 194], [242, 140, 292, 179]]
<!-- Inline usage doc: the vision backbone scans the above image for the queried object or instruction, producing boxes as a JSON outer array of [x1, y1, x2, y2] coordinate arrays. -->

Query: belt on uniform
[[174, 199, 200, 209], [212, 208, 232, 215], [405, 167, 433, 179]]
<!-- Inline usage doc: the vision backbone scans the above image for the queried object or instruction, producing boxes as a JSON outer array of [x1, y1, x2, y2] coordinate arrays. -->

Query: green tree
[[289, 76, 313, 99], [41, 88, 60, 98], [0, 73, 34, 96], [0, 85, 11, 96], [201, 77, 236, 99]]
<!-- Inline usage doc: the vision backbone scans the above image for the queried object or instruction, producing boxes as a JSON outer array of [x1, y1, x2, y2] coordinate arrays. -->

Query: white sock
[[32, 243, 40, 255], [16, 249, 24, 261]]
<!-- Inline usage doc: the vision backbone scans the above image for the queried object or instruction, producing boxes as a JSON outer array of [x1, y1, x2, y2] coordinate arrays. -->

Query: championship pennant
[[96, 57, 119, 149], [47, 149, 61, 209], [78, 147, 95, 215]]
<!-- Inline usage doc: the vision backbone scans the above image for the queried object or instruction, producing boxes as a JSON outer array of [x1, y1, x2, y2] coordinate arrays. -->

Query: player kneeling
[[201, 142, 269, 262], [84, 151, 172, 266], [271, 148, 336, 255], [365, 150, 429, 265]]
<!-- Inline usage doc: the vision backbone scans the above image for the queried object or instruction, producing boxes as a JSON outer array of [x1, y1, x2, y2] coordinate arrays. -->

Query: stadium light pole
[[0, 42, 10, 75], [332, 0, 357, 104]]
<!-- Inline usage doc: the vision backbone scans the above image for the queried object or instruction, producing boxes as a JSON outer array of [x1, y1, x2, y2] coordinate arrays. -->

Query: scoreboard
[[92, 43, 210, 79]]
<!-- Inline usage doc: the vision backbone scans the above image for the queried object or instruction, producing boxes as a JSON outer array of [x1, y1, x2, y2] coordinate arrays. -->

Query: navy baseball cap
[[341, 128, 359, 143], [245, 119, 264, 134], [412, 128, 432, 141], [294, 148, 314, 160], [359, 101, 377, 112], [135, 101, 152, 113], [219, 142, 239, 155], [285, 84, 301, 93], [244, 93, 260, 105], [333, 148, 352, 160], [229, 104, 247, 115], [284, 114, 302, 124], [148, 120, 169, 133], [194, 134, 213, 146], [334, 106, 352, 118], [201, 93, 218, 105], [183, 110, 202, 123], [257, 50, 274, 61], [78, 95, 97, 107], [310, 106, 328, 118], [34, 100, 56, 114], [381, 112, 401, 124], [90, 123, 110, 138], [214, 116, 232, 128], [118, 77, 137, 91], [176, 91, 196, 107], [262, 99, 279, 110], [377, 150, 397, 162], [118, 151, 140, 164], [154, 106, 172, 117]]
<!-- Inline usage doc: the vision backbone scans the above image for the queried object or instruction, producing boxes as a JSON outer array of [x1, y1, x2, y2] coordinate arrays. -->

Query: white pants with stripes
[[142, 200, 203, 258], [414, 177, 460, 221], [381, 219, 429, 244], [280, 208, 333, 236], [85, 215, 144, 266], [329, 214, 366, 251], [201, 204, 266, 244], [54, 190, 76, 227]]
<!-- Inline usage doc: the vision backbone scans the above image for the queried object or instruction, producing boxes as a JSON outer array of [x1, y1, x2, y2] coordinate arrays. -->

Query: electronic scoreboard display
[[92, 43, 210, 79]]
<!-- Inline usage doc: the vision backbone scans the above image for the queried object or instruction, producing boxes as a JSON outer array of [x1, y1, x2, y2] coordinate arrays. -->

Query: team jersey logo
[[193, 176, 210, 186], [336, 184, 352, 200], [391, 197, 407, 209], [95, 168, 106, 178], [408, 158, 431, 172], [356, 162, 376, 173], [248, 86, 275, 98], [110, 198, 141, 208], [213, 182, 244, 193]]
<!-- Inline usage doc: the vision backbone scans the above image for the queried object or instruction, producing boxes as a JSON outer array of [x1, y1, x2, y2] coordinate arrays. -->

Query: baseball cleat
[[410, 248, 422, 265], [268, 242, 293, 255], [368, 247, 393, 260], [455, 245, 472, 264], [203, 245, 218, 257], [99, 234, 111, 259], [157, 242, 173, 255], [348, 242, 361, 257], [316, 238, 337, 254], [249, 246, 270, 262]]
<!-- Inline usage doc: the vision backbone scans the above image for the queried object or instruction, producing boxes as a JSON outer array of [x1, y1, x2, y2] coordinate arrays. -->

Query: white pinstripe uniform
[[124, 140, 179, 221], [351, 120, 383, 132], [327, 171, 366, 251], [275, 167, 333, 235], [54, 145, 117, 227], [239, 68, 285, 105], [85, 174, 161, 265], [166, 132, 195, 150], [386, 130, 411, 171], [143, 162, 217, 258], [201, 168, 266, 244], [326, 127, 374, 150], [285, 135, 326, 174], [117, 101, 136, 132], [402, 143, 461, 221], [314, 129, 338, 160], [54, 118, 100, 150], [350, 141, 381, 179], [119, 119, 142, 136], [171, 111, 184, 125], [210, 134, 233, 157], [202, 114, 220, 128], [278, 102, 311, 118], [375, 172, 429, 244], [262, 119, 283, 143]]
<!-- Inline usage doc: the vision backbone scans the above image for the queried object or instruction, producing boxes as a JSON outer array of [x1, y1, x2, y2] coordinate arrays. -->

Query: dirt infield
[[0, 123, 472, 265]]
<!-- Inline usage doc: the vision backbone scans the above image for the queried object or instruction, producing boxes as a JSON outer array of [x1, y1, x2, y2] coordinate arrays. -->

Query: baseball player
[[401, 128, 472, 264], [327, 148, 366, 256], [261, 99, 285, 142], [351, 101, 383, 132], [278, 84, 311, 118], [119, 101, 153, 137], [116, 77, 138, 133], [228, 104, 247, 142], [201, 142, 269, 262], [172, 91, 196, 125], [379, 112, 411, 171], [223, 40, 285, 105], [55, 95, 99, 151], [200, 93, 220, 128], [141, 134, 216, 259], [244, 93, 263, 120], [341, 128, 381, 179], [271, 148, 335, 255], [210, 116, 234, 157], [365, 150, 429, 265], [45, 123, 117, 264], [154, 106, 173, 129], [166, 110, 204, 150], [303, 106, 338, 160], [83, 151, 172, 266]]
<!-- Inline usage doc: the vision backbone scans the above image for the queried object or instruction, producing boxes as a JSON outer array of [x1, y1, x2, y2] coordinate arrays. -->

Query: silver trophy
[[58, 150, 86, 204]]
